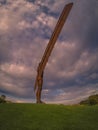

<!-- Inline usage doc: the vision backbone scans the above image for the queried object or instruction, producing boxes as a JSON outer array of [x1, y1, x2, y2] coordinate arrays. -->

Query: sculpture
[[34, 3, 73, 103]]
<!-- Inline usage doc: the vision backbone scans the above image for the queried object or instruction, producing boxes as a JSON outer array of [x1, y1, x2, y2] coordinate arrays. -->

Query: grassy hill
[[0, 103, 98, 130]]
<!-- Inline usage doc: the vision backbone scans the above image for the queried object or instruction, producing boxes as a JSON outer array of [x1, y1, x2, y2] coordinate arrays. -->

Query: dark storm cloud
[[0, 0, 7, 5], [0, 68, 34, 98], [40, 5, 59, 18], [63, 0, 98, 49], [26, 0, 36, 3], [0, 36, 12, 64]]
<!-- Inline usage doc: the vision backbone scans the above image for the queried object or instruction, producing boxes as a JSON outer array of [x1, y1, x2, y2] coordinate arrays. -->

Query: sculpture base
[[36, 100, 45, 104]]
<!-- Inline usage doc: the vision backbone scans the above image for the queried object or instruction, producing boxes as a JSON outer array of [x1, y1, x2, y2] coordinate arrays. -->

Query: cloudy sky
[[0, 0, 98, 104]]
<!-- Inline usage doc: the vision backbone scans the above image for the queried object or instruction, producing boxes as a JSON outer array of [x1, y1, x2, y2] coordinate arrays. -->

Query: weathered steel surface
[[34, 3, 73, 103], [38, 3, 73, 74]]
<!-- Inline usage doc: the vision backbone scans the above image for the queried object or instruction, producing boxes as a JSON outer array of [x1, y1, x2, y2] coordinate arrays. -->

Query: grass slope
[[0, 104, 98, 130]]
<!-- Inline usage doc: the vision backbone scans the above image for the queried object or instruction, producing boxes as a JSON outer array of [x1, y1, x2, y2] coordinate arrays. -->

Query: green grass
[[0, 104, 98, 130]]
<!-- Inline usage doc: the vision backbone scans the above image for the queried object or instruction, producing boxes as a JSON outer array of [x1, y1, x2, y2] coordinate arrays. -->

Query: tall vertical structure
[[34, 3, 73, 103]]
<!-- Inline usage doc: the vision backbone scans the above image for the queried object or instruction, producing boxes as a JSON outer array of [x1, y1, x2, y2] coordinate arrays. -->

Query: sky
[[0, 0, 98, 104]]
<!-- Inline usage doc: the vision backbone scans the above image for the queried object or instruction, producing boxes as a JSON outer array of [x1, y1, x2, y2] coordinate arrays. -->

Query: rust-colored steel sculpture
[[34, 3, 73, 103]]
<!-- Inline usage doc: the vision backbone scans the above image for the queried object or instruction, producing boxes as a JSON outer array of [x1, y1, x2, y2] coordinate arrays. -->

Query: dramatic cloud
[[0, 0, 98, 104]]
